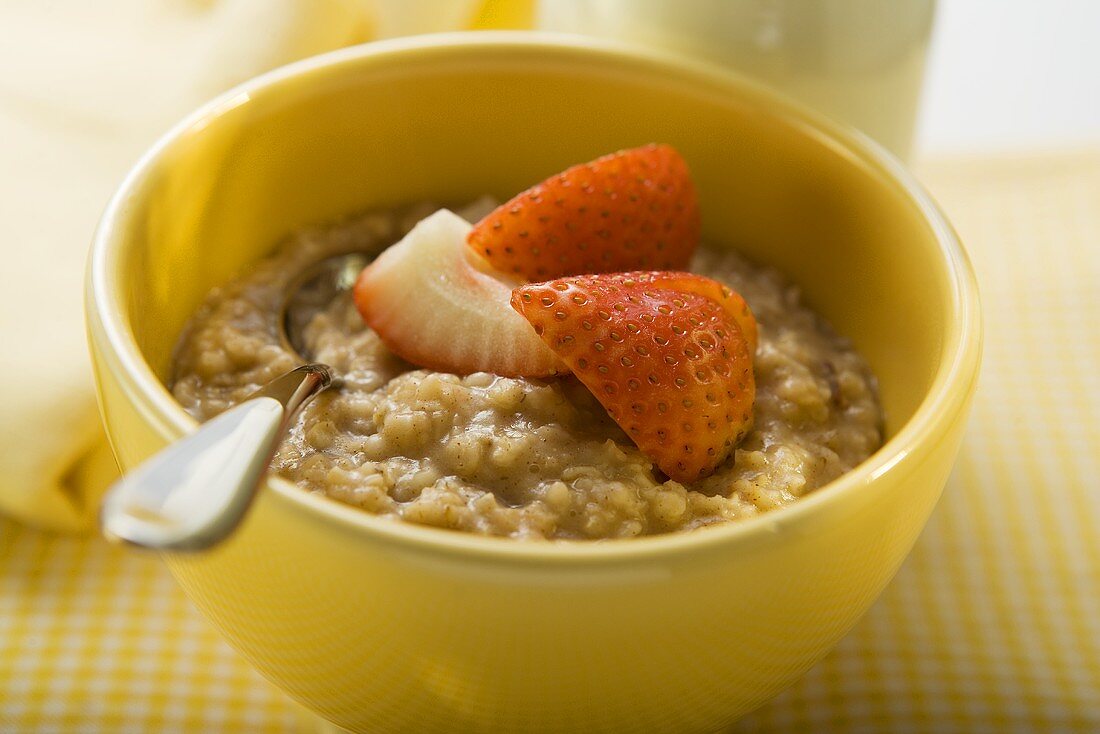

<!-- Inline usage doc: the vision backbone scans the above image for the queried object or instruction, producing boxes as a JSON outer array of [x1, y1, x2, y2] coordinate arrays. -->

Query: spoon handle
[[99, 364, 333, 552]]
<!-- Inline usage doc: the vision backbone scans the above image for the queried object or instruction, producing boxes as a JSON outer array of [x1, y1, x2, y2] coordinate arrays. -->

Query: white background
[[916, 0, 1100, 155]]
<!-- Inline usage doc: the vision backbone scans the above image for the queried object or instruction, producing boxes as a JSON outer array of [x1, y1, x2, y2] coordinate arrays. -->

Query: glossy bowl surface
[[87, 32, 981, 734]]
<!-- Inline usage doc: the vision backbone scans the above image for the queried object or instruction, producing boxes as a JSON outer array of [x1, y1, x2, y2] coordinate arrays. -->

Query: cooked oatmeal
[[171, 202, 882, 540]]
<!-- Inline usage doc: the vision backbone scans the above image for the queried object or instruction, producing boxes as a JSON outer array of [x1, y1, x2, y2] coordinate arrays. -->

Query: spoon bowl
[[280, 252, 372, 361]]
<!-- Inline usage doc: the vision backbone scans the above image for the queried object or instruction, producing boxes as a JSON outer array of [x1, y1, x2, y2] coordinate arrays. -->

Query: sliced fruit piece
[[511, 273, 755, 482], [602, 271, 758, 354], [468, 144, 700, 280], [353, 209, 566, 377]]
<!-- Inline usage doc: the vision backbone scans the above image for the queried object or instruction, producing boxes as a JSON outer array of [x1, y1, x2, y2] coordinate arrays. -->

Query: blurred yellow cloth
[[2, 149, 1098, 731], [0, 0, 507, 532]]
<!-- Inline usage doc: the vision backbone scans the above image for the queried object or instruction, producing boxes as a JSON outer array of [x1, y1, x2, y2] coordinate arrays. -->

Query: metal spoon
[[99, 252, 371, 552]]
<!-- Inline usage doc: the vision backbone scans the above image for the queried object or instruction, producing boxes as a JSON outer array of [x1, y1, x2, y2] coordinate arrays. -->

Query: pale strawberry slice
[[468, 144, 700, 280], [353, 209, 566, 377], [511, 273, 756, 482]]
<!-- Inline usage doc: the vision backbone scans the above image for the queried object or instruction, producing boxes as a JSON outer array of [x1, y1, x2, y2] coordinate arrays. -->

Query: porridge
[[172, 145, 882, 540], [172, 207, 881, 540]]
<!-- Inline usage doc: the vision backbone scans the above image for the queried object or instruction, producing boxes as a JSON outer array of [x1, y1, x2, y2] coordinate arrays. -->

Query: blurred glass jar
[[537, 0, 935, 159]]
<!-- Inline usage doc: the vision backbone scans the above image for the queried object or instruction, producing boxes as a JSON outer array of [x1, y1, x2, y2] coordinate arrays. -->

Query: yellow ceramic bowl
[[86, 33, 980, 733]]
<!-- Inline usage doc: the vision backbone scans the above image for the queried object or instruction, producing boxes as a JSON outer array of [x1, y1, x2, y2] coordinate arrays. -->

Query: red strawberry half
[[511, 272, 756, 482], [468, 144, 700, 281], [610, 271, 758, 354]]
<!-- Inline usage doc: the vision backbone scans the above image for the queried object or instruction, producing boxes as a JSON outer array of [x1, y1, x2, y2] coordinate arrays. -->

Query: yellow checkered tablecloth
[[2, 150, 1099, 732]]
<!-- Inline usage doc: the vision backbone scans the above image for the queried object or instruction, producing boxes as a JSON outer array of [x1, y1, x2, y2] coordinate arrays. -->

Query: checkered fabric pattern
[[736, 151, 1100, 732], [2, 150, 1098, 732], [0, 525, 300, 732]]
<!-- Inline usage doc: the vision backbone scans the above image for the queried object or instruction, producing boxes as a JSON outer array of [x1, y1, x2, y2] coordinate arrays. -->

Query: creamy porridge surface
[[172, 203, 883, 540]]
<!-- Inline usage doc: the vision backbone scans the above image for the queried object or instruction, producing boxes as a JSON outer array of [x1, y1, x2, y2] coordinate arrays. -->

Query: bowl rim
[[87, 30, 982, 564]]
